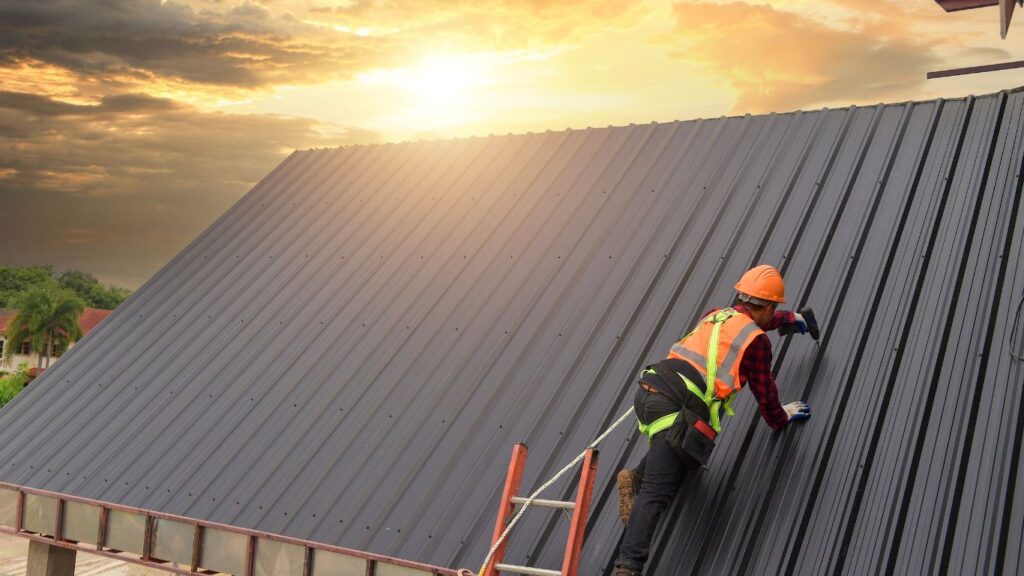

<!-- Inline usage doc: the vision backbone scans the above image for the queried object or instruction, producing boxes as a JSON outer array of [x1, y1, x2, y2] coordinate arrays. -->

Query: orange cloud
[[0, 0, 650, 104], [0, 0, 653, 115], [308, 0, 649, 48], [0, 59, 83, 101], [0, 1, 402, 91], [667, 1, 946, 113]]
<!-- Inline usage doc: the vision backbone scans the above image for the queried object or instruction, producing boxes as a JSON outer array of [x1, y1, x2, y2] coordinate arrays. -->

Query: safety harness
[[637, 308, 746, 441]]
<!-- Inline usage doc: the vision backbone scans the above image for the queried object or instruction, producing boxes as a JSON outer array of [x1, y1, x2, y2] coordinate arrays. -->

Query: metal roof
[[0, 87, 1022, 575]]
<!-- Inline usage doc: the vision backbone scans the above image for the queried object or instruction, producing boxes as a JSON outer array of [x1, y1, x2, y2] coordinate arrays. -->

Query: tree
[[87, 283, 132, 309], [0, 363, 29, 409], [57, 269, 98, 298], [58, 269, 131, 309], [0, 265, 54, 307], [0, 265, 131, 311], [2, 285, 85, 369]]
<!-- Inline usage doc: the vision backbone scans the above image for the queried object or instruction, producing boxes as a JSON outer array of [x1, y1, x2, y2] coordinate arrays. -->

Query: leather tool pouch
[[666, 406, 716, 467], [649, 361, 717, 467]]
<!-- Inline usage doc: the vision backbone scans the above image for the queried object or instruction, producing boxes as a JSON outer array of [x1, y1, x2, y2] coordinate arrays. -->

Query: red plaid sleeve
[[740, 334, 789, 430], [762, 310, 796, 332], [700, 306, 792, 430], [716, 306, 795, 332]]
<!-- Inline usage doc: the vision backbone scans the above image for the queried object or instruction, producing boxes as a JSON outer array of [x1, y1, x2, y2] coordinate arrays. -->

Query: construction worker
[[613, 265, 817, 576]]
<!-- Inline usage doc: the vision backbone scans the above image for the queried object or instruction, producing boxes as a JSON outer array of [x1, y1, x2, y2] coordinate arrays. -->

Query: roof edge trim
[[0, 481, 459, 575]]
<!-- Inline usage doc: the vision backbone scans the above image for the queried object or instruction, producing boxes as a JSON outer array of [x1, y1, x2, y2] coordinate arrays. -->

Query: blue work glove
[[792, 312, 809, 335], [783, 401, 811, 423], [780, 307, 820, 340]]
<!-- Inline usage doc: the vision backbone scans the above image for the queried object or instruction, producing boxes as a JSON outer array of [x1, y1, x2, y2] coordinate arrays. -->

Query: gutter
[[0, 481, 459, 576]]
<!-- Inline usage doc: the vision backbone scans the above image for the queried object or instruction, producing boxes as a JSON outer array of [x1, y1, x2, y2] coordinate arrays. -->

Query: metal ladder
[[481, 443, 598, 576]]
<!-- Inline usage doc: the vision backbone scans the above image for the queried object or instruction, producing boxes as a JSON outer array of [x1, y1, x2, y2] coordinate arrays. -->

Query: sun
[[358, 53, 490, 119], [405, 54, 486, 105]]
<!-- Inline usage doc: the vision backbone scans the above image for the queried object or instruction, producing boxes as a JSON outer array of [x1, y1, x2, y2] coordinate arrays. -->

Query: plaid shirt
[[709, 305, 793, 431]]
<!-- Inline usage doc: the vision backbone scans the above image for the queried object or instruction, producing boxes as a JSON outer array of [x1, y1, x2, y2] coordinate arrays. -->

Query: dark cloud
[[0, 90, 382, 288], [667, 1, 944, 113], [95, 93, 183, 114], [0, 0, 397, 88], [0, 91, 85, 117], [0, 91, 180, 118]]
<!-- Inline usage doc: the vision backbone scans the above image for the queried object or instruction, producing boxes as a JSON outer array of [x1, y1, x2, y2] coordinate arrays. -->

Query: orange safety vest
[[666, 307, 765, 428]]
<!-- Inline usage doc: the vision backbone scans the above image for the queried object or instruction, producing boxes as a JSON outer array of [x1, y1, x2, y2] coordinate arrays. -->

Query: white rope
[[476, 406, 636, 575]]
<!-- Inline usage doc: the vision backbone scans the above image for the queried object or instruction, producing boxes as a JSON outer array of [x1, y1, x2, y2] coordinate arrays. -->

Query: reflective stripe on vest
[[666, 308, 764, 432]]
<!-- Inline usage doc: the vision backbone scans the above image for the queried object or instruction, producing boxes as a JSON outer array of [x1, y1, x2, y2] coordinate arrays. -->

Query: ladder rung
[[495, 563, 561, 576], [509, 496, 575, 510]]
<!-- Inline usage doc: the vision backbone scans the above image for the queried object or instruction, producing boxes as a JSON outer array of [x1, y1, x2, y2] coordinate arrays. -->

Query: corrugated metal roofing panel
[[0, 88, 1022, 575]]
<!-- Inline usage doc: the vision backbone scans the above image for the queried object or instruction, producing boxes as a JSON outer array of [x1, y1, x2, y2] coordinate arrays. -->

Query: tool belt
[[642, 360, 717, 467]]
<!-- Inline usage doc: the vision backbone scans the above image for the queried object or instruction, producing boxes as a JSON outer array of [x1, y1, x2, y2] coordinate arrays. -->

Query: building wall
[[0, 337, 68, 372]]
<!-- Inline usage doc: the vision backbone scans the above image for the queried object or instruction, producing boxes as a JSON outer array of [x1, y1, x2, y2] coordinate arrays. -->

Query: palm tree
[[2, 285, 84, 370]]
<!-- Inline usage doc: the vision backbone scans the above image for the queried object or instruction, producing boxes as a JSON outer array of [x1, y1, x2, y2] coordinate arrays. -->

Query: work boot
[[614, 560, 643, 576], [616, 468, 642, 524]]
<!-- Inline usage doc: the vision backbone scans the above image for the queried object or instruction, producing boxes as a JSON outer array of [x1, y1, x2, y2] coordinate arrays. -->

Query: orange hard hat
[[735, 265, 785, 304]]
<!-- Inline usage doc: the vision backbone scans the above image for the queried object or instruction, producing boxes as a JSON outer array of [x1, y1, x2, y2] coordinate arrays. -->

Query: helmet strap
[[736, 292, 772, 307]]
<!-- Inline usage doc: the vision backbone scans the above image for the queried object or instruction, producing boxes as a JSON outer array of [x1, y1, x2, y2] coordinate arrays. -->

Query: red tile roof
[[78, 308, 112, 335]]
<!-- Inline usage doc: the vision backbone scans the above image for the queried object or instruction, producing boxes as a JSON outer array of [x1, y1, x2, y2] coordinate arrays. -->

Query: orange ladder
[[481, 443, 599, 576]]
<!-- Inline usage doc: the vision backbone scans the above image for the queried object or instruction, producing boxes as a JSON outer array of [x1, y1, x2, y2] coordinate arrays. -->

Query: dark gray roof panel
[[0, 89, 1022, 575]]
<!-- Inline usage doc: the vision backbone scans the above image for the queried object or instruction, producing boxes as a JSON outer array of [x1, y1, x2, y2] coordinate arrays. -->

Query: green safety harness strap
[[635, 369, 708, 442], [637, 308, 739, 440], [704, 308, 738, 432], [637, 411, 679, 440]]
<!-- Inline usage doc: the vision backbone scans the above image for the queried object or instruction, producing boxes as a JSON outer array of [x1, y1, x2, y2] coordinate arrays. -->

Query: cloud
[[0, 0, 650, 97], [0, 90, 382, 288], [666, 0, 945, 113], [0, 91, 181, 118], [0, 0, 399, 89], [0, 0, 656, 289], [308, 0, 649, 49]]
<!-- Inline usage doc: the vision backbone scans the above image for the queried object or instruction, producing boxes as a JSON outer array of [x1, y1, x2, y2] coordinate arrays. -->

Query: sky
[[0, 0, 1021, 289]]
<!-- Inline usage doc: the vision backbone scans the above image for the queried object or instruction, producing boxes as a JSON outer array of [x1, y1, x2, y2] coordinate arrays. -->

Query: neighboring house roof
[[0, 307, 112, 340], [78, 308, 112, 335], [0, 88, 1022, 575]]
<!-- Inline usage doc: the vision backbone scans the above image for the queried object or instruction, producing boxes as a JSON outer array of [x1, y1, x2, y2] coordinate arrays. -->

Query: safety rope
[[1011, 296, 1024, 361], [475, 405, 637, 576]]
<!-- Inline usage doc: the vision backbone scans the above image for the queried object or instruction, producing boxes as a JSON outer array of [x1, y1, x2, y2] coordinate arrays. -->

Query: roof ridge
[[296, 85, 1024, 152]]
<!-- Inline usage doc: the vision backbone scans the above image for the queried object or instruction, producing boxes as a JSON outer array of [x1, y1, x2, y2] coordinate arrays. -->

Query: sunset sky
[[1, 0, 1022, 289]]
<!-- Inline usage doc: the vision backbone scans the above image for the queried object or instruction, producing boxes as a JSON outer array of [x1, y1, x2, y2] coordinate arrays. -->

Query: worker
[[613, 265, 817, 576]]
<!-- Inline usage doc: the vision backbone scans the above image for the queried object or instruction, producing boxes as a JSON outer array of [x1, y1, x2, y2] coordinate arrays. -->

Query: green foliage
[[0, 266, 54, 307], [57, 269, 97, 297], [58, 268, 131, 308], [2, 285, 84, 369], [0, 363, 29, 409], [0, 265, 131, 310], [87, 283, 132, 310]]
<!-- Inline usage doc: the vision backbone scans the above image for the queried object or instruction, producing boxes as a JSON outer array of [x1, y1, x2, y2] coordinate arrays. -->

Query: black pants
[[617, 387, 697, 571]]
